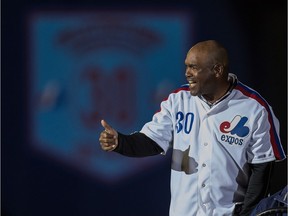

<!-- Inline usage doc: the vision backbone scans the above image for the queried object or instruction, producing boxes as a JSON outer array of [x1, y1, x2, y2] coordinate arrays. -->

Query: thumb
[[101, 119, 114, 134]]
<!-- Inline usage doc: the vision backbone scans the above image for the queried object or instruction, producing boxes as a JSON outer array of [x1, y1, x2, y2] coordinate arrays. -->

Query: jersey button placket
[[201, 143, 208, 187], [198, 115, 212, 210], [197, 140, 211, 214], [198, 156, 211, 212], [198, 141, 210, 199]]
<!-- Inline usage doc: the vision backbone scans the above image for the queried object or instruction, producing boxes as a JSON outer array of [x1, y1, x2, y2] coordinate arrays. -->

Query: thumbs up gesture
[[99, 120, 118, 151]]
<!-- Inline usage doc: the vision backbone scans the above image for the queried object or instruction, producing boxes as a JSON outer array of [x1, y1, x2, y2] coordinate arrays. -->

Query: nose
[[185, 67, 191, 78]]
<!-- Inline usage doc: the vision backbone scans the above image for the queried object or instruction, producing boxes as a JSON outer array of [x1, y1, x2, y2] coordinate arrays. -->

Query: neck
[[202, 78, 232, 105]]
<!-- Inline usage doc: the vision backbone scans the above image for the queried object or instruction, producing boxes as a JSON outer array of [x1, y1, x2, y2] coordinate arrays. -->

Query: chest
[[171, 96, 260, 151]]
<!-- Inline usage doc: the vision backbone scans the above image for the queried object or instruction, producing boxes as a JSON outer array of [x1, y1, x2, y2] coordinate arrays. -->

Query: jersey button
[[202, 183, 206, 187], [204, 142, 208, 146], [202, 163, 206, 167]]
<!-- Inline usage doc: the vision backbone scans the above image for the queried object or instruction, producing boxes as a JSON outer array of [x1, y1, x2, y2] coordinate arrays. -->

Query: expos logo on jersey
[[219, 115, 250, 145]]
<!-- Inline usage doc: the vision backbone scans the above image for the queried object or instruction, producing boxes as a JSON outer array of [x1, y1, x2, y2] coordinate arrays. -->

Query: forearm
[[240, 161, 274, 216], [113, 132, 164, 157]]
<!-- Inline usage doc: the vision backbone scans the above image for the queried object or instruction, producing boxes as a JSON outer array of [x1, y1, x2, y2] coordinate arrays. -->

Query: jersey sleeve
[[247, 107, 285, 164], [140, 94, 174, 154]]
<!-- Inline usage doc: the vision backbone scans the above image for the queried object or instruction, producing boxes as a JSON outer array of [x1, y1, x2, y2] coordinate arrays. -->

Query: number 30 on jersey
[[176, 111, 194, 134]]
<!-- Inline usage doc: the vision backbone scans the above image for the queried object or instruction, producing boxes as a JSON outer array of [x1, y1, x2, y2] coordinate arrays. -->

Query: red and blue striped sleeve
[[235, 82, 286, 161]]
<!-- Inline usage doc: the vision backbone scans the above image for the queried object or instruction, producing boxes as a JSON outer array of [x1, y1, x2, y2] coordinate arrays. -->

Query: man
[[99, 40, 286, 216]]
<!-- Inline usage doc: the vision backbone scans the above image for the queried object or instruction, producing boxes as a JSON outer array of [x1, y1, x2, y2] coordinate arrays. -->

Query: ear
[[213, 64, 224, 77]]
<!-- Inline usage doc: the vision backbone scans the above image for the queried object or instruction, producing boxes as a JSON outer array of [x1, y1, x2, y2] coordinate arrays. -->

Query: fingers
[[100, 141, 117, 151], [101, 119, 114, 135], [99, 120, 118, 151], [99, 131, 116, 145]]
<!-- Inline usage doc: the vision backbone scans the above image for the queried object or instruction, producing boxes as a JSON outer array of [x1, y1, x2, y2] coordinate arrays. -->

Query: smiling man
[[99, 40, 286, 216]]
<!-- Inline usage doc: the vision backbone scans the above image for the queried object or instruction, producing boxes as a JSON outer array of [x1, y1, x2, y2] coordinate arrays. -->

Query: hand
[[99, 119, 118, 151]]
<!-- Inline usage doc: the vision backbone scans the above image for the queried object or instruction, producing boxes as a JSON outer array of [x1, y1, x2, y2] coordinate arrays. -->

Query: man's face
[[184, 50, 217, 100]]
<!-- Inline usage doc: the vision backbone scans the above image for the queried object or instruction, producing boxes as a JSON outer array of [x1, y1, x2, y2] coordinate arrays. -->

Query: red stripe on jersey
[[235, 83, 286, 160], [155, 85, 190, 113]]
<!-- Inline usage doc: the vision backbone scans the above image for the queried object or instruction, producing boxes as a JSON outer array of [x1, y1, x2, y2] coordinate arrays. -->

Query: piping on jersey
[[235, 82, 286, 161]]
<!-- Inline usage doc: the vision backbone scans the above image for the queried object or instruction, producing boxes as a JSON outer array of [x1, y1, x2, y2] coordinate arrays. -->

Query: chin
[[189, 91, 198, 96]]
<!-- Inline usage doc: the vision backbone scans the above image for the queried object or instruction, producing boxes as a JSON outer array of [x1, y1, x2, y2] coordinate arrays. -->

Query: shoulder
[[165, 84, 191, 101], [171, 84, 190, 96], [234, 81, 271, 109], [172, 84, 190, 93]]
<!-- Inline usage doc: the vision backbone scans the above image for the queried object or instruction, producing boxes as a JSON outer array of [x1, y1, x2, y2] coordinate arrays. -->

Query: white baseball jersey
[[140, 74, 286, 216]]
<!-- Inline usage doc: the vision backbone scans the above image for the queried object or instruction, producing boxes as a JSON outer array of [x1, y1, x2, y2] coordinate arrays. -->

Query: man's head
[[184, 40, 230, 103]]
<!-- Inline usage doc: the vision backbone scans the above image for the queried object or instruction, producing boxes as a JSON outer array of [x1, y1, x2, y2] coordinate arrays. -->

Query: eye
[[186, 64, 199, 72], [189, 65, 198, 71]]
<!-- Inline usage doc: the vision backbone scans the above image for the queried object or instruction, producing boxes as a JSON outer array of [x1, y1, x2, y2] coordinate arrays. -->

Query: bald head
[[184, 40, 232, 102], [188, 40, 229, 73]]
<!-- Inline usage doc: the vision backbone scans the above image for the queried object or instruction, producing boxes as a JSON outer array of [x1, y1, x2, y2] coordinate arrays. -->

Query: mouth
[[188, 80, 197, 88]]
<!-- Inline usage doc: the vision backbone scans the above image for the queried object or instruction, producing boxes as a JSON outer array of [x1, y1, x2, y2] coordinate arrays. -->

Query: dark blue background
[[2, 0, 287, 216]]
